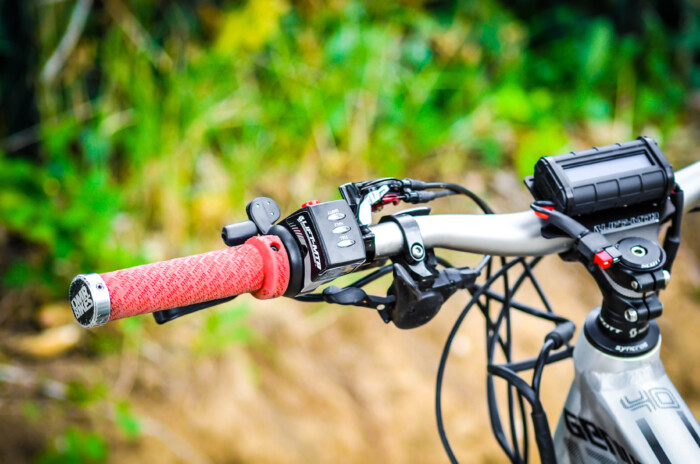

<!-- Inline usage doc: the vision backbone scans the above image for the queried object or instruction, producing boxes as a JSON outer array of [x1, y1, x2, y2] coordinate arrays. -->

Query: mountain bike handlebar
[[69, 235, 290, 327], [69, 160, 699, 328]]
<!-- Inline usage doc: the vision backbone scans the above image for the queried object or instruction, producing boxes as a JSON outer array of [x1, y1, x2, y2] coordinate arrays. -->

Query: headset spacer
[[69, 273, 111, 328]]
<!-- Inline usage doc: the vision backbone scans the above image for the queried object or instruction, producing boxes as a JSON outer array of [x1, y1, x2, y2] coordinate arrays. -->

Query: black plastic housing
[[279, 200, 366, 293], [525, 137, 674, 216]]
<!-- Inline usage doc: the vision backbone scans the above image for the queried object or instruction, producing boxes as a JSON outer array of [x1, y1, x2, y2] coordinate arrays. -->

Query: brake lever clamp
[[376, 210, 478, 329], [379, 210, 434, 280]]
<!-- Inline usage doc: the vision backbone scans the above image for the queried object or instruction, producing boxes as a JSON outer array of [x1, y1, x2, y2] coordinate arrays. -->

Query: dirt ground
[[1, 181, 698, 464]]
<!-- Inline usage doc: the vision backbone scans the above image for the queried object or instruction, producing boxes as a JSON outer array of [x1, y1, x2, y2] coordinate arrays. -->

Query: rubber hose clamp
[[245, 236, 290, 299]]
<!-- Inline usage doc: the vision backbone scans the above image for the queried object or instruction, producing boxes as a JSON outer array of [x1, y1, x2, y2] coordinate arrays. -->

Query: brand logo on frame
[[620, 388, 680, 413], [564, 409, 642, 464]]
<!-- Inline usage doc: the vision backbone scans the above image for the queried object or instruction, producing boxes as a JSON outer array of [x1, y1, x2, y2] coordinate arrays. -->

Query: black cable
[[663, 186, 684, 272], [436, 258, 526, 463], [488, 259, 528, 464], [487, 364, 537, 406], [474, 258, 522, 459], [485, 260, 534, 360], [488, 360, 558, 463], [477, 257, 570, 463], [519, 258, 554, 314], [419, 190, 456, 202], [486, 260, 570, 462], [487, 258, 525, 356], [487, 363, 555, 462], [502, 262, 523, 463], [532, 339, 555, 397], [424, 182, 495, 215], [518, 391, 529, 464], [486, 374, 516, 461], [480, 289, 569, 324], [359, 177, 400, 190], [501, 346, 574, 373], [486, 265, 532, 464], [348, 264, 394, 287], [471, 291, 510, 356], [477, 258, 549, 463]]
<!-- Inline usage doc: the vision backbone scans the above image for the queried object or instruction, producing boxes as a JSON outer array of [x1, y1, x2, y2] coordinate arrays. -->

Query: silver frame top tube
[[370, 161, 700, 259]]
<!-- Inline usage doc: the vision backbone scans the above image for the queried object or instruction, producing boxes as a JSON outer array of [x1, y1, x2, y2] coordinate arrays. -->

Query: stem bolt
[[630, 245, 647, 257], [662, 270, 671, 285], [624, 309, 639, 323], [631, 280, 639, 290], [410, 243, 425, 260]]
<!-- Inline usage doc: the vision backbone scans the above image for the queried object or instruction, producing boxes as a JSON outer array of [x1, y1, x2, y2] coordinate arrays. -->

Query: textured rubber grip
[[99, 235, 289, 323]]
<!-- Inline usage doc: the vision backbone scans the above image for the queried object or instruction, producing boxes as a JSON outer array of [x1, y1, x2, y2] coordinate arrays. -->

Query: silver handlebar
[[370, 161, 700, 259]]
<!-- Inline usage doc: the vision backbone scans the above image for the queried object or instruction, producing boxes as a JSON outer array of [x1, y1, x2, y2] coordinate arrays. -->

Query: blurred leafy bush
[[193, 303, 253, 354], [0, 0, 697, 302], [36, 426, 108, 464]]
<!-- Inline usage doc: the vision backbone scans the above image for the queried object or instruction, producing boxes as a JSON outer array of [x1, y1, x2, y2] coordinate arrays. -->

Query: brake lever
[[321, 286, 394, 323], [153, 296, 237, 324], [357, 185, 390, 226]]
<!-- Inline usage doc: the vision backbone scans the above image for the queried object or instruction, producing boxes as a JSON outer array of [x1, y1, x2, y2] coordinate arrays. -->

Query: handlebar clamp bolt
[[631, 281, 639, 290], [624, 309, 639, 323], [410, 244, 425, 260], [662, 270, 671, 285]]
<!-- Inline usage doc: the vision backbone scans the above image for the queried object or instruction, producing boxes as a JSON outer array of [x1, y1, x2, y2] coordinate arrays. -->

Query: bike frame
[[554, 312, 700, 463]]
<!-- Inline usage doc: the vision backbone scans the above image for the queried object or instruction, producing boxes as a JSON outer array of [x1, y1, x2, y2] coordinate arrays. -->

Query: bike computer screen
[[525, 136, 675, 216]]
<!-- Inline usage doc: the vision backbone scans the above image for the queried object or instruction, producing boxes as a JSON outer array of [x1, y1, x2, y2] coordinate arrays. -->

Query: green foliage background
[[0, 0, 699, 462], [2, 0, 697, 302]]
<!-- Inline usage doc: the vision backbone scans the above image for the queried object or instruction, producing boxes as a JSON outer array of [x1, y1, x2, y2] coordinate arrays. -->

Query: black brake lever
[[321, 286, 394, 323], [153, 296, 237, 324]]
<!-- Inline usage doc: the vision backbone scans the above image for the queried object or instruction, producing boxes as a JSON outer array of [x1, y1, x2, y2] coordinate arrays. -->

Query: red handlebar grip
[[69, 236, 289, 327]]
